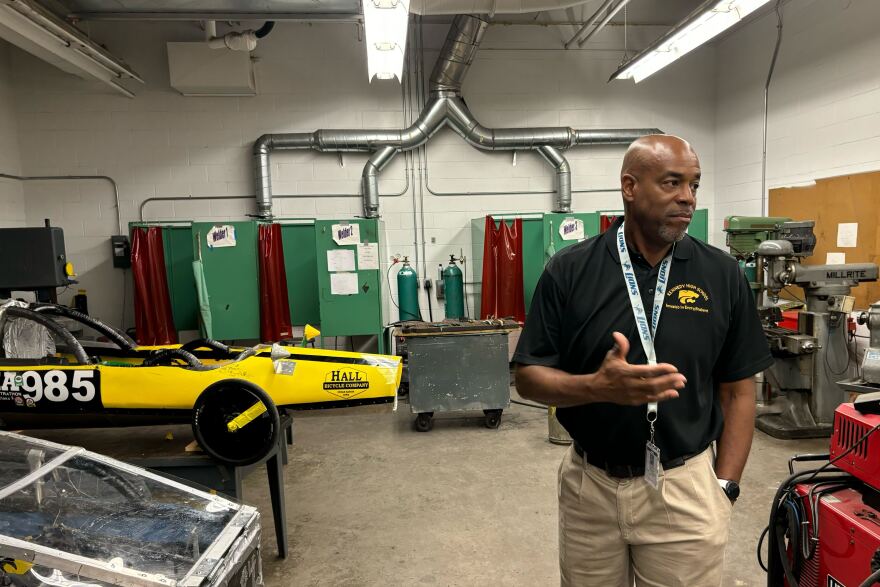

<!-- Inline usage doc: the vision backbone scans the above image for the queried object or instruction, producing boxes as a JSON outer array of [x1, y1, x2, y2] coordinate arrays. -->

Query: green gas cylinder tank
[[397, 258, 420, 322], [442, 255, 465, 319]]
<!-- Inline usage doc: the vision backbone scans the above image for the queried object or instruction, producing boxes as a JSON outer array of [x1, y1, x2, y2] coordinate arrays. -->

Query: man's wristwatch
[[718, 479, 740, 503]]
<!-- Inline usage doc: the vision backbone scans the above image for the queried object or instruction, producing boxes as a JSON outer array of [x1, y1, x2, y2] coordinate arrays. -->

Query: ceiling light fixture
[[609, 0, 772, 83], [362, 0, 409, 82], [0, 0, 142, 97]]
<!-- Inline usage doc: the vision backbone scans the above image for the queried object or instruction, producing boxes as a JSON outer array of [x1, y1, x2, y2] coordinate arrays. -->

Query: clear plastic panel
[[0, 436, 67, 490], [0, 452, 237, 582]]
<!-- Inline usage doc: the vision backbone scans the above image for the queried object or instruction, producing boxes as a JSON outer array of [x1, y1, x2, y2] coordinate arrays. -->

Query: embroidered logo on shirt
[[677, 290, 700, 304], [666, 284, 710, 313]]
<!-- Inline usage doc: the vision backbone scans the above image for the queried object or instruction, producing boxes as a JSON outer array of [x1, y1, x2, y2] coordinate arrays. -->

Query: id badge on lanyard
[[616, 222, 673, 490]]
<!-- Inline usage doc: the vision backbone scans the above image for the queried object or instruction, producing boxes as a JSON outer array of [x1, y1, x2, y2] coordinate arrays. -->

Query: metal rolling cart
[[395, 320, 519, 431]]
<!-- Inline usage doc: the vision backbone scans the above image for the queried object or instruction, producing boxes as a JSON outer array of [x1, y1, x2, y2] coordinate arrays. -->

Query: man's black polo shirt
[[514, 217, 773, 466]]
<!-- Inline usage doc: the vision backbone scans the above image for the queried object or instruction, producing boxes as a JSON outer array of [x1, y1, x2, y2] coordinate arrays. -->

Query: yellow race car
[[0, 303, 401, 465]]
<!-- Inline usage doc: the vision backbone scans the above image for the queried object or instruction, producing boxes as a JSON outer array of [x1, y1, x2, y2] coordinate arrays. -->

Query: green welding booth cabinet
[[136, 219, 372, 346], [314, 218, 389, 353], [470, 212, 601, 316], [470, 210, 709, 317], [192, 221, 261, 341]]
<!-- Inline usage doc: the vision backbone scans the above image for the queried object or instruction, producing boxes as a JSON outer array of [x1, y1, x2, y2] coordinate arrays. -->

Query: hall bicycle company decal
[[827, 576, 844, 587], [323, 368, 370, 399], [0, 370, 101, 411]]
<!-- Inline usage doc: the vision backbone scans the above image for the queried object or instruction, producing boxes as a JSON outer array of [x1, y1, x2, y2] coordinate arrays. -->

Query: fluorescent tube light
[[362, 0, 409, 82], [610, 0, 772, 83], [0, 0, 141, 97]]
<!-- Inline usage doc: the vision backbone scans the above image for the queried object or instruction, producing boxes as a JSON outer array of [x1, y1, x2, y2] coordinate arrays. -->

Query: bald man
[[514, 135, 772, 586]]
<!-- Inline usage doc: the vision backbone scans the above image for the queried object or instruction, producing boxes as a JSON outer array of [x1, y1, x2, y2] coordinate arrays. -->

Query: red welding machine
[[768, 400, 880, 587]]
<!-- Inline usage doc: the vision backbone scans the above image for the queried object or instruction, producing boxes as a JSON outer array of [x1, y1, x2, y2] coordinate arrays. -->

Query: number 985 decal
[[0, 370, 101, 411]]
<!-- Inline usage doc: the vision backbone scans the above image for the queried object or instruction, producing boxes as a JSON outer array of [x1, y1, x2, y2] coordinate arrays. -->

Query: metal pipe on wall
[[0, 172, 122, 235], [537, 146, 572, 212], [361, 146, 398, 217], [416, 15, 430, 281], [405, 27, 421, 276], [762, 0, 785, 216]]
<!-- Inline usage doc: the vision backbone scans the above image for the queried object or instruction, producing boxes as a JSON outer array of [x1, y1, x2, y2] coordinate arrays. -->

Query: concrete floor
[[244, 393, 828, 587]]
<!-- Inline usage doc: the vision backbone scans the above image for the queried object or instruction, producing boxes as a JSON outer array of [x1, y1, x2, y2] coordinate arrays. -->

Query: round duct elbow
[[208, 31, 258, 52]]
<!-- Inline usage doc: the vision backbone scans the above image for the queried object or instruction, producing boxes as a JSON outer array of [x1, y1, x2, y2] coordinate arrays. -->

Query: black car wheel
[[192, 379, 280, 466]]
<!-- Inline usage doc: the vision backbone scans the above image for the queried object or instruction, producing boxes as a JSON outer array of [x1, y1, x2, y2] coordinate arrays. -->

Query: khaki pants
[[558, 446, 732, 587]]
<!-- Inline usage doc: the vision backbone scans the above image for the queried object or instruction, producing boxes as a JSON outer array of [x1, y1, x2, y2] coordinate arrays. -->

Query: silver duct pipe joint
[[446, 97, 578, 150], [361, 146, 398, 218], [538, 146, 572, 213]]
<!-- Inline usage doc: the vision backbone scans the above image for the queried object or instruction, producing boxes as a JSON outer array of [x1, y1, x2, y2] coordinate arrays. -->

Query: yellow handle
[[226, 401, 268, 433], [2, 560, 33, 575]]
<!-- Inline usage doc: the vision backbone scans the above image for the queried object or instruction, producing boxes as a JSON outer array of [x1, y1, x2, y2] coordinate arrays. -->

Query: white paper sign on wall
[[559, 218, 584, 241], [207, 225, 236, 248], [332, 223, 360, 246], [837, 223, 858, 248]]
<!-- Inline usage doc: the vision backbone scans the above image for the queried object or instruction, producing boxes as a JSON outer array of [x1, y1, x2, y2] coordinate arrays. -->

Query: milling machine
[[750, 220, 878, 438]]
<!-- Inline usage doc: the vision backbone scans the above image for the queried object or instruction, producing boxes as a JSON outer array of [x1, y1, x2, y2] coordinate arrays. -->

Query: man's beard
[[658, 223, 687, 244]]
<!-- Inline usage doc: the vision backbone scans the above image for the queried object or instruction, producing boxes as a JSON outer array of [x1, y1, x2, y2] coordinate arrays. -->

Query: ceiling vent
[[166, 41, 256, 97]]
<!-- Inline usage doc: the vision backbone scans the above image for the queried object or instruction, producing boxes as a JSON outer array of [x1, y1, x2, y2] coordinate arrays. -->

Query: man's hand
[[515, 332, 686, 407], [588, 332, 685, 406]]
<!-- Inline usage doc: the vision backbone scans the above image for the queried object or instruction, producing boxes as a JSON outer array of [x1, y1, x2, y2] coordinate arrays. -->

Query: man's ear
[[621, 174, 637, 204]]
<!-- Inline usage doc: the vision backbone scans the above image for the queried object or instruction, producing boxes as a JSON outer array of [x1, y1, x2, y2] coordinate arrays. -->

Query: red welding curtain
[[131, 226, 178, 345], [258, 223, 293, 342], [480, 216, 525, 323], [600, 214, 622, 233]]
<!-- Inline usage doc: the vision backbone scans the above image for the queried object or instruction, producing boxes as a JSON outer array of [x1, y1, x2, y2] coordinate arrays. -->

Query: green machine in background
[[723, 215, 791, 295], [314, 218, 388, 353]]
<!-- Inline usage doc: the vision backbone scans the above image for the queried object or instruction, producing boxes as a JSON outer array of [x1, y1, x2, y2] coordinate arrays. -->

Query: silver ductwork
[[253, 14, 661, 218], [429, 14, 487, 94]]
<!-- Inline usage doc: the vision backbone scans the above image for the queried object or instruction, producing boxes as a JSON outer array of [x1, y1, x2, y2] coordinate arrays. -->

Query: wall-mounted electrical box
[[166, 42, 256, 97], [110, 235, 131, 268]]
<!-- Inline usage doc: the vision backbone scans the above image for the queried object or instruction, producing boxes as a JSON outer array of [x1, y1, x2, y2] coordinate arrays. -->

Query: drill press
[[746, 220, 878, 438]]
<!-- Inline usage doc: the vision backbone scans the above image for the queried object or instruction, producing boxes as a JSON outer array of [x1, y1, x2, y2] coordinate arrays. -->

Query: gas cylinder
[[441, 255, 464, 319], [397, 257, 420, 322]]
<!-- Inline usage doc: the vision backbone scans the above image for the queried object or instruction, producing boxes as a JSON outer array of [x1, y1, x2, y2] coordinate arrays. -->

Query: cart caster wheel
[[415, 413, 434, 432], [484, 410, 502, 429]]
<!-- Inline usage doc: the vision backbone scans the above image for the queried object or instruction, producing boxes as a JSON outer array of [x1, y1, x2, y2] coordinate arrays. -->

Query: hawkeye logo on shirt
[[666, 284, 710, 314]]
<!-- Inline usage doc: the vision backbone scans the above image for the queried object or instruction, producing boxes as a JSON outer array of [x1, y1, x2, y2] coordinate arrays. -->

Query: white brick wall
[[713, 0, 880, 245], [10, 20, 717, 325], [0, 41, 24, 228]]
